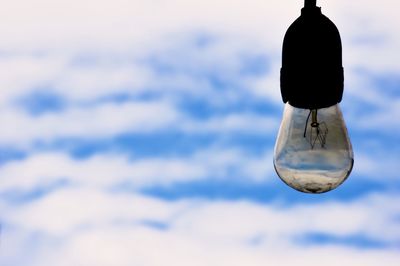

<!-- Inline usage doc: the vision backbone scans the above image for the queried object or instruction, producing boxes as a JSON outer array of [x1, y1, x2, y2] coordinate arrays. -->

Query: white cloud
[[0, 55, 67, 106], [0, 0, 397, 103], [0, 106, 278, 149], [325, 0, 400, 72], [0, 35, 273, 107], [352, 150, 400, 180], [26, 227, 399, 266], [0, 100, 180, 146], [1, 0, 398, 71], [0, 0, 298, 54], [53, 61, 153, 102], [355, 99, 400, 130], [172, 193, 400, 244], [182, 113, 279, 135], [2, 189, 399, 266], [0, 0, 398, 133], [3, 188, 188, 235], [247, 59, 282, 104], [0, 147, 273, 194]]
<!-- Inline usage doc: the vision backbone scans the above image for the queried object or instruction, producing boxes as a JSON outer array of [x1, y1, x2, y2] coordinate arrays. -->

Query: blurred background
[[0, 0, 399, 265]]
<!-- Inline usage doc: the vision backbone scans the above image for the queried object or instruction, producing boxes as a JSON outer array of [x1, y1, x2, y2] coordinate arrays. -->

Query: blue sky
[[0, 0, 399, 265]]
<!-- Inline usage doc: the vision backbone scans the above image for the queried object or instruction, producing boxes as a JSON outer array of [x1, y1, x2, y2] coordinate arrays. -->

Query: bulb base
[[280, 5, 344, 109]]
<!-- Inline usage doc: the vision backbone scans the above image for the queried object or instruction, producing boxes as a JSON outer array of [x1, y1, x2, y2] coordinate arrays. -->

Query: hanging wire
[[304, 0, 317, 8]]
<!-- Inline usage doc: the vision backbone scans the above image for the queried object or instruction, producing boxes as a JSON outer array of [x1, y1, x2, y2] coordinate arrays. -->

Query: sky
[[0, 0, 399, 265]]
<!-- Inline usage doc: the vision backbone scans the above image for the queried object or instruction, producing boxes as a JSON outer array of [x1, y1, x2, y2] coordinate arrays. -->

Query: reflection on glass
[[273, 103, 354, 193]]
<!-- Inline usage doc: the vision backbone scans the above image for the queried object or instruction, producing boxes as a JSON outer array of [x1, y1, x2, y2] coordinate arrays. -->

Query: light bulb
[[273, 103, 353, 193], [275, 0, 354, 193]]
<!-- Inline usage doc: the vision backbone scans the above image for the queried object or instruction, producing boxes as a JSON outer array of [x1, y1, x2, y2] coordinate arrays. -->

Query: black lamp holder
[[280, 0, 344, 109]]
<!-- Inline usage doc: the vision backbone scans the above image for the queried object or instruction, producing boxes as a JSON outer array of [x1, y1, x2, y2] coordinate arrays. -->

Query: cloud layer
[[1, 0, 399, 265]]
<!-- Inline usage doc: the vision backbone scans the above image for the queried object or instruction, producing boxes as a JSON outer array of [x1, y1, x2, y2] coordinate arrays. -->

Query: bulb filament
[[303, 109, 328, 149]]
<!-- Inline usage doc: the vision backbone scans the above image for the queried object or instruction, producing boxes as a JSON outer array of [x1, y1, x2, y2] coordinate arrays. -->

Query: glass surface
[[273, 103, 354, 193]]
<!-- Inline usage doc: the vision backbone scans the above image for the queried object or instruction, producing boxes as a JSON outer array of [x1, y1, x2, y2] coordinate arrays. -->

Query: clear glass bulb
[[273, 103, 354, 193]]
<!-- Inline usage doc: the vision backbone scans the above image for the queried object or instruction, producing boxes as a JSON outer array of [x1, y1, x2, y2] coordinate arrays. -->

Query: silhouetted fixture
[[273, 0, 354, 193]]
